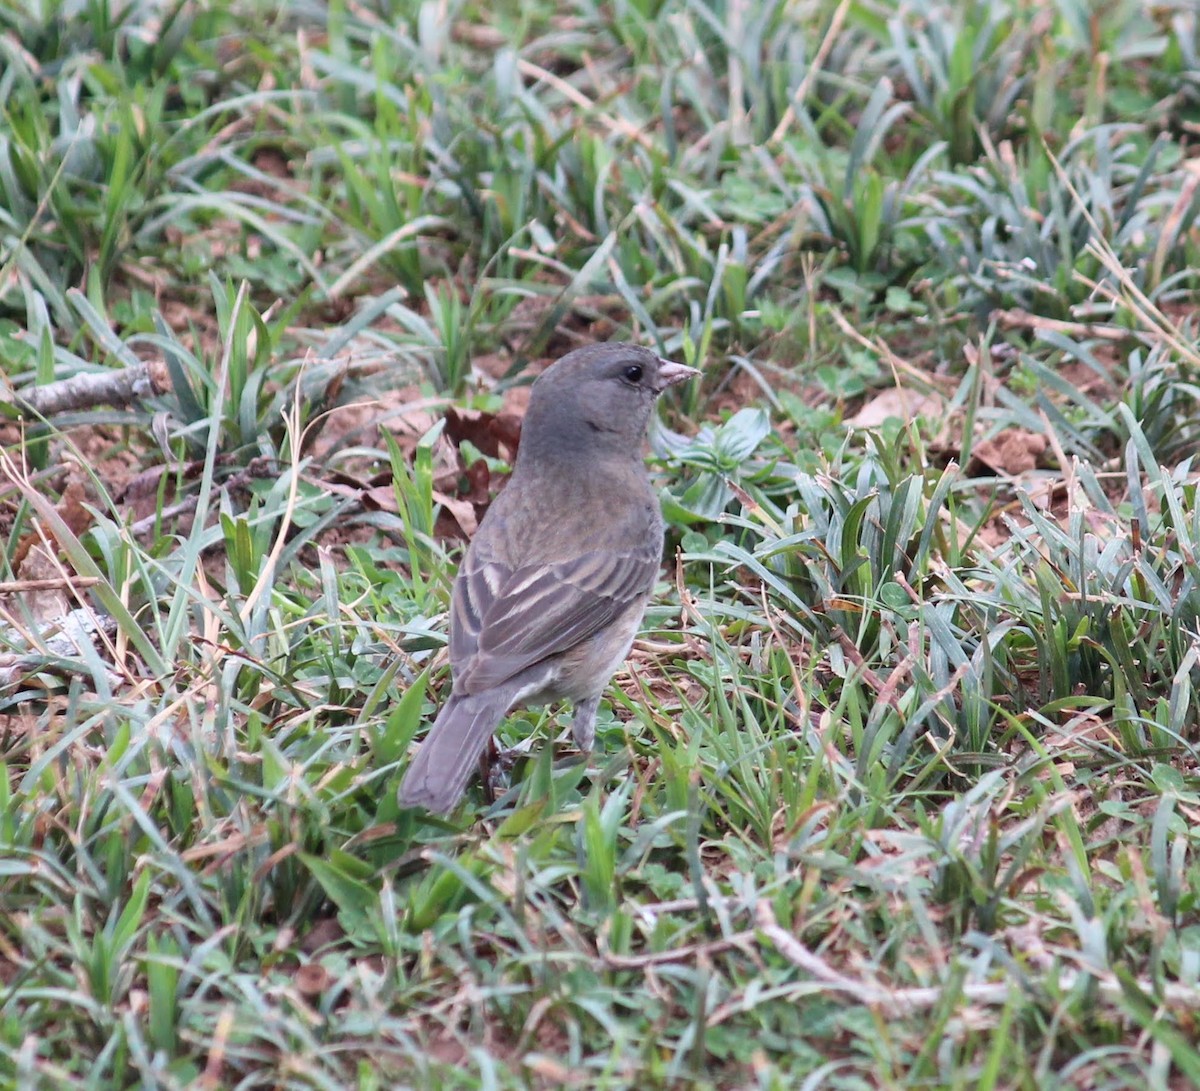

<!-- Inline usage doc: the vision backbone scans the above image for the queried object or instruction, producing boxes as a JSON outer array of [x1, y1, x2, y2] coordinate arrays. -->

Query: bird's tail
[[397, 691, 511, 814]]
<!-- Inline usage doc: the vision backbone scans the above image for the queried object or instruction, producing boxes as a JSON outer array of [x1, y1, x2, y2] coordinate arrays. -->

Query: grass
[[1, 0, 1200, 1087]]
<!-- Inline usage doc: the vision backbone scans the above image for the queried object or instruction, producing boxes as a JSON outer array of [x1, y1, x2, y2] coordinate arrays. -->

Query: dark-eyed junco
[[397, 343, 699, 814]]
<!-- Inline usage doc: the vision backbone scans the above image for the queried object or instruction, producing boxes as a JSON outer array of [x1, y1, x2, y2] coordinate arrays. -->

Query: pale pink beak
[[655, 359, 700, 391]]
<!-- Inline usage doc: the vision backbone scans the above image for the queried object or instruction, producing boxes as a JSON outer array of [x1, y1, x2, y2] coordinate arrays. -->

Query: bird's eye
[[623, 364, 644, 383]]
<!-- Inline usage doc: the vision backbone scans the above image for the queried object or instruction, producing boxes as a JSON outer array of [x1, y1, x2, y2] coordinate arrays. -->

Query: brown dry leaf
[[361, 485, 401, 513], [318, 470, 401, 516], [11, 480, 93, 574], [444, 407, 522, 460], [849, 388, 946, 428], [12, 544, 70, 624], [462, 458, 492, 504], [293, 962, 333, 997], [972, 430, 1048, 476], [431, 440, 466, 496], [432, 490, 480, 537]]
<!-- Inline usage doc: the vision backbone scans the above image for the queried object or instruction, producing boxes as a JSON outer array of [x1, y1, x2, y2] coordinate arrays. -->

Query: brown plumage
[[397, 343, 698, 814]]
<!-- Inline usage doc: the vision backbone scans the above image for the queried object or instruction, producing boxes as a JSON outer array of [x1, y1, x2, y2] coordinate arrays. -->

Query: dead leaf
[[850, 388, 946, 428], [293, 962, 332, 997], [432, 490, 480, 537], [462, 458, 491, 504], [972, 430, 1048, 476], [12, 545, 69, 625], [444, 407, 522, 460], [11, 480, 93, 575]]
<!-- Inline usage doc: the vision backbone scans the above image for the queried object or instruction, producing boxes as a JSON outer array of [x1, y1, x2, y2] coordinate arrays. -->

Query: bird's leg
[[570, 695, 600, 752], [479, 735, 501, 804], [484, 724, 540, 799]]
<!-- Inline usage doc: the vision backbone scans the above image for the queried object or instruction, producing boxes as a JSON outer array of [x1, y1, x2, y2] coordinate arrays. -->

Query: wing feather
[[450, 546, 658, 695]]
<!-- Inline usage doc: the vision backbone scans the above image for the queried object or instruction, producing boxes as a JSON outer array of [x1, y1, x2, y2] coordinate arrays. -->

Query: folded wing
[[450, 546, 658, 694]]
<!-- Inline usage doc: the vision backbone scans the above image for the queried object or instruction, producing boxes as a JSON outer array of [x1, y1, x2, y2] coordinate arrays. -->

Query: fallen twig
[[2, 362, 167, 418], [748, 900, 1200, 1018], [992, 308, 1133, 343], [0, 577, 101, 593], [600, 933, 754, 970], [613, 896, 1200, 1021]]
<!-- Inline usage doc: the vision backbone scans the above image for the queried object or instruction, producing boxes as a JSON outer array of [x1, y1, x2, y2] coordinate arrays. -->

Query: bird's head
[[517, 343, 698, 463]]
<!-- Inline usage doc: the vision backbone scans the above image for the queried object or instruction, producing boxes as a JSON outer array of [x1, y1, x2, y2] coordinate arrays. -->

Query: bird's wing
[[449, 546, 659, 694]]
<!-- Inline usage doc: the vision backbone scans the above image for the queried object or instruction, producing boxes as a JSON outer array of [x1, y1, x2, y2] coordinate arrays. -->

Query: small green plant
[[887, 0, 1031, 164]]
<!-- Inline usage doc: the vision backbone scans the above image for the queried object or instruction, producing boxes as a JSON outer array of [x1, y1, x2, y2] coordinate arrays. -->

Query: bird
[[397, 342, 699, 814]]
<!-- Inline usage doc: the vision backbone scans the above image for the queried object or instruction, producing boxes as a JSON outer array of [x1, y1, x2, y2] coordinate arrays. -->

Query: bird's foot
[[481, 736, 596, 804], [479, 737, 518, 804], [550, 727, 593, 766]]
